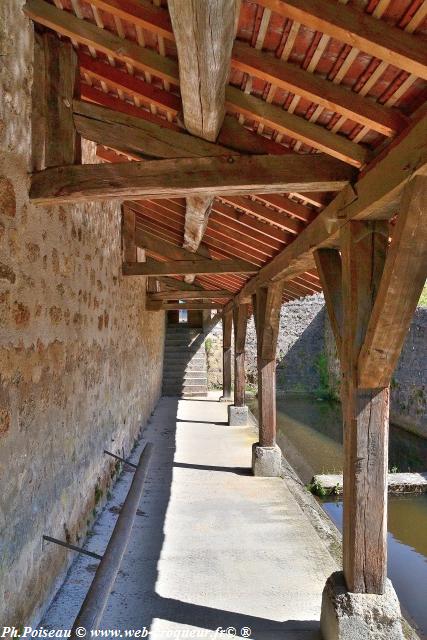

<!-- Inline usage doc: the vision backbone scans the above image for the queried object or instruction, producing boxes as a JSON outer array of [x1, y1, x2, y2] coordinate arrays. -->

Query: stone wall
[[0, 3, 165, 626], [206, 297, 426, 439], [390, 308, 427, 437], [324, 308, 427, 438], [205, 294, 326, 395]]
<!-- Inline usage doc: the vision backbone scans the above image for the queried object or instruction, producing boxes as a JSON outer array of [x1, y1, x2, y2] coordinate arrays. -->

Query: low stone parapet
[[311, 471, 427, 496]]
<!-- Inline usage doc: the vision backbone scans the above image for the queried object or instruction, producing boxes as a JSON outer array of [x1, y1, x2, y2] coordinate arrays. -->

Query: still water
[[248, 396, 427, 638]]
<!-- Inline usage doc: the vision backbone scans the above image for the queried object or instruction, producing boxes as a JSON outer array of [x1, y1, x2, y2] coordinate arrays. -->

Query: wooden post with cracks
[[251, 281, 283, 476]]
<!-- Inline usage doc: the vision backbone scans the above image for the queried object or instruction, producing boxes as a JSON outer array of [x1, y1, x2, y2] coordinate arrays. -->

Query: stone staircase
[[162, 326, 208, 397]]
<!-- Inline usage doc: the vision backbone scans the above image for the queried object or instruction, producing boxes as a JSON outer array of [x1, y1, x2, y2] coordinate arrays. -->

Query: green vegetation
[[204, 337, 212, 354], [314, 352, 338, 401], [306, 479, 327, 497], [307, 478, 341, 497], [94, 483, 103, 505], [419, 282, 427, 307]]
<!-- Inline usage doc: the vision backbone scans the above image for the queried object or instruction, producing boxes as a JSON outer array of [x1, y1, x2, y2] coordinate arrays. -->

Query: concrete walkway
[[43, 394, 338, 639]]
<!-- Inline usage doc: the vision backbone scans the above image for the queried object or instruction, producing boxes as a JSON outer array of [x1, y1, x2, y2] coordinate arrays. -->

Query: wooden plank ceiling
[[25, 0, 427, 307]]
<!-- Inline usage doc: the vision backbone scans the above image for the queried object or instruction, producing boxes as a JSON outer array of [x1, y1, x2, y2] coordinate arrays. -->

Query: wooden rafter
[[231, 41, 408, 138], [25, 0, 399, 171], [72, 0, 416, 136], [226, 86, 370, 167], [256, 0, 427, 81]]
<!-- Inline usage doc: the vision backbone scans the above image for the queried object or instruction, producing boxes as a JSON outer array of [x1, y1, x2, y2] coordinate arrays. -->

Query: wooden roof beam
[[167, 1, 239, 266], [149, 290, 233, 300], [168, 0, 239, 142], [256, 0, 427, 81], [124, 258, 257, 277], [83, 0, 409, 136], [147, 301, 224, 311], [73, 100, 232, 160], [225, 109, 427, 309], [30, 153, 355, 205]]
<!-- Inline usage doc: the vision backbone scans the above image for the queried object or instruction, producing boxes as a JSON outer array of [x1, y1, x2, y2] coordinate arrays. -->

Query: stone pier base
[[252, 443, 282, 477], [228, 405, 249, 426], [320, 572, 404, 640]]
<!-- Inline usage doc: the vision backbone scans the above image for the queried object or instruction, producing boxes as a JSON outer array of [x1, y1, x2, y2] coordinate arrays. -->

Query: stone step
[[164, 372, 206, 380], [164, 343, 204, 350], [165, 333, 204, 341], [166, 329, 202, 338], [164, 367, 207, 376], [162, 385, 207, 396], [165, 351, 206, 363], [163, 373, 208, 384], [165, 346, 205, 355], [163, 391, 208, 398]]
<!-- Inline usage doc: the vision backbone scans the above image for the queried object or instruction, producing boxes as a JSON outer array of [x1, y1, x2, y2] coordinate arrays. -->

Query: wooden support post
[[254, 283, 283, 447], [122, 208, 137, 264], [341, 221, 389, 595], [221, 309, 233, 401], [32, 32, 81, 170], [251, 283, 283, 476], [233, 303, 249, 407], [318, 176, 427, 604]]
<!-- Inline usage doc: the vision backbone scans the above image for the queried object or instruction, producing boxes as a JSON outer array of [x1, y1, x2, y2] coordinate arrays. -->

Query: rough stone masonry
[[0, 1, 165, 626]]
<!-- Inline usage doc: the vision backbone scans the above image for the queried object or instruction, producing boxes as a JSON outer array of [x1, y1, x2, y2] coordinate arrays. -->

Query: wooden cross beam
[[147, 301, 223, 311], [149, 290, 233, 300], [133, 227, 209, 263], [30, 154, 354, 205], [73, 100, 232, 160], [123, 258, 257, 277], [156, 277, 207, 292]]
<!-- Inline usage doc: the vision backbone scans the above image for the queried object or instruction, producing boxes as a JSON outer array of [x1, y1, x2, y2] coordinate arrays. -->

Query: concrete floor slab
[[42, 395, 338, 639]]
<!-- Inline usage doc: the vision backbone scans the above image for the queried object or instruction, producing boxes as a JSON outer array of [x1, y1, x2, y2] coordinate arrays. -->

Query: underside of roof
[[24, 0, 427, 306]]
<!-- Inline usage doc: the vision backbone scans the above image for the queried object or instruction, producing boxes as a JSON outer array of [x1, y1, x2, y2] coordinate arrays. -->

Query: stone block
[[252, 443, 282, 477], [228, 405, 249, 426], [320, 571, 404, 640]]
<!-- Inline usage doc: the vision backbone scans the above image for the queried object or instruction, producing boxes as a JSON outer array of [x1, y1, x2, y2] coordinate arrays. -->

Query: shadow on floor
[[173, 461, 252, 475], [100, 397, 321, 639]]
